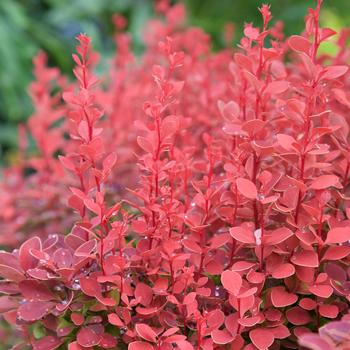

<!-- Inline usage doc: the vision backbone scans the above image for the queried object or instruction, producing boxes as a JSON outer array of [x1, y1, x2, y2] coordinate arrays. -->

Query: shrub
[[0, 1, 350, 349]]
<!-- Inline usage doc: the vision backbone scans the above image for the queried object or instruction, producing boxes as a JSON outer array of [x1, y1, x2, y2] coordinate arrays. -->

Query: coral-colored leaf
[[321, 65, 348, 80], [129, 342, 155, 350], [135, 324, 157, 343], [211, 329, 234, 345], [221, 270, 242, 296], [288, 35, 311, 54], [286, 306, 312, 325], [19, 280, 54, 301], [18, 301, 54, 322], [229, 226, 255, 244], [134, 282, 153, 307], [271, 263, 295, 279], [271, 287, 298, 308], [265, 81, 289, 95], [325, 227, 350, 244], [249, 328, 274, 350], [265, 227, 294, 245], [309, 175, 341, 190], [236, 178, 257, 199], [77, 327, 101, 348], [32, 336, 62, 350], [318, 304, 338, 319], [292, 250, 319, 268], [19, 237, 41, 271]]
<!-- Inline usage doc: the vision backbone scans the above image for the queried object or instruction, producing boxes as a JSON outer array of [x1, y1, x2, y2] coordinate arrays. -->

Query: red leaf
[[321, 65, 348, 80], [291, 250, 319, 268], [322, 246, 350, 261], [265, 81, 289, 95], [108, 313, 123, 327], [309, 284, 333, 298], [271, 287, 298, 307], [80, 277, 100, 297], [134, 282, 153, 307], [277, 134, 298, 151], [19, 280, 54, 301], [318, 304, 338, 319], [265, 227, 294, 245], [249, 328, 274, 350], [100, 333, 118, 349], [286, 306, 312, 325], [211, 329, 234, 345], [71, 313, 85, 326], [229, 226, 255, 244], [137, 136, 153, 153], [183, 239, 202, 253], [325, 227, 350, 244], [103, 152, 117, 172], [77, 327, 101, 348], [221, 270, 242, 296], [236, 178, 257, 199], [271, 263, 295, 279], [309, 175, 341, 190], [19, 237, 41, 271], [135, 324, 157, 343], [0, 265, 25, 282], [128, 342, 154, 350], [288, 35, 311, 54], [32, 336, 62, 350], [18, 301, 54, 322]]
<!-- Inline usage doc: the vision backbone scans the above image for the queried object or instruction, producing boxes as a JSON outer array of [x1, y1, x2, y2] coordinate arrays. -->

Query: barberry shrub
[[0, 1, 350, 349]]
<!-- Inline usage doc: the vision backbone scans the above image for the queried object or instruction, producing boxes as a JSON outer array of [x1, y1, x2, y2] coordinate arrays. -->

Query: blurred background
[[0, 0, 349, 164]]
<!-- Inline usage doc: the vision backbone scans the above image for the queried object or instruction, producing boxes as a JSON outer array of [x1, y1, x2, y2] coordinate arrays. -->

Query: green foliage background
[[0, 0, 349, 162]]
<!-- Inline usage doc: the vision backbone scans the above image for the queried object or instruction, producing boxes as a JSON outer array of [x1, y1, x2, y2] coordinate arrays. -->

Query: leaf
[[103, 152, 117, 172], [137, 136, 153, 153], [286, 306, 312, 325], [264, 81, 289, 95], [288, 35, 311, 54], [128, 342, 155, 350], [276, 134, 298, 151], [321, 65, 348, 80], [325, 227, 350, 244], [77, 327, 101, 348], [183, 239, 202, 253], [318, 304, 338, 319], [229, 226, 255, 244], [19, 237, 41, 271], [264, 227, 294, 245], [271, 263, 295, 279], [322, 246, 350, 261], [221, 270, 242, 296], [32, 336, 62, 350], [134, 282, 153, 307], [309, 175, 341, 190], [211, 329, 234, 345], [19, 280, 54, 301], [18, 301, 54, 322], [291, 250, 319, 268], [0, 265, 25, 282], [271, 287, 298, 307], [135, 324, 157, 343], [218, 100, 240, 121], [249, 328, 274, 350], [309, 284, 333, 298], [236, 178, 257, 199], [100, 333, 117, 349]]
